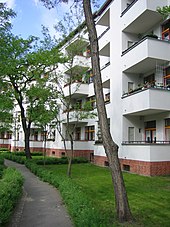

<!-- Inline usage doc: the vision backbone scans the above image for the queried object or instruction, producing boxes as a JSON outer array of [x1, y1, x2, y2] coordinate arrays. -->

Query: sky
[[0, 0, 105, 40]]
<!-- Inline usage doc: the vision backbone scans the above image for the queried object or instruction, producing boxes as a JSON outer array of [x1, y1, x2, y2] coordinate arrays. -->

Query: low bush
[[3, 152, 88, 165], [2, 153, 25, 164], [0, 156, 4, 165], [25, 160, 102, 226], [0, 167, 24, 226], [34, 156, 88, 165], [0, 148, 10, 152], [0, 156, 4, 178], [14, 151, 43, 156]]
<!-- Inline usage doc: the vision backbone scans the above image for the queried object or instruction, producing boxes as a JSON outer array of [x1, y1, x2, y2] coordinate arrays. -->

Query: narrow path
[[5, 159, 73, 227]]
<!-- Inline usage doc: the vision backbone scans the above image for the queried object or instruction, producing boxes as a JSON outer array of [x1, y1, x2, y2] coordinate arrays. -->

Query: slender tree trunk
[[43, 126, 47, 165], [24, 128, 32, 159], [83, 0, 132, 222], [20, 104, 32, 159], [67, 137, 74, 177]]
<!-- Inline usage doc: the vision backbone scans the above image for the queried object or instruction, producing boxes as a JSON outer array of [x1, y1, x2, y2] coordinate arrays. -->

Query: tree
[[28, 82, 59, 163], [0, 82, 14, 141], [0, 24, 65, 158], [49, 37, 96, 177], [157, 5, 170, 19], [0, 2, 16, 32], [0, 3, 15, 146], [39, 0, 133, 222]]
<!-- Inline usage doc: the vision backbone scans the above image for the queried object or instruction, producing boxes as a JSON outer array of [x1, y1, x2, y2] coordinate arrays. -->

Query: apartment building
[[1, 0, 170, 176]]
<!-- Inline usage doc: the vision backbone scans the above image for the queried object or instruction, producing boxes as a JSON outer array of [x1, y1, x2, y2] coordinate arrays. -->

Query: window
[[75, 127, 81, 140], [74, 100, 82, 110], [162, 19, 170, 40], [6, 131, 12, 139], [145, 121, 156, 143], [34, 131, 38, 141], [128, 82, 133, 93], [127, 41, 134, 48], [123, 164, 130, 172], [87, 96, 96, 109], [144, 74, 155, 86], [86, 70, 93, 84], [0, 132, 5, 139], [41, 131, 47, 141], [128, 127, 134, 142], [164, 67, 170, 88], [105, 93, 110, 103], [85, 126, 95, 141], [165, 118, 170, 141]]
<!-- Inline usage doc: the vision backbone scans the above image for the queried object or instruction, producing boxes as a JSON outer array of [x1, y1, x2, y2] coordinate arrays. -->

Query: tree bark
[[83, 0, 132, 222], [19, 102, 32, 159], [67, 133, 74, 177]]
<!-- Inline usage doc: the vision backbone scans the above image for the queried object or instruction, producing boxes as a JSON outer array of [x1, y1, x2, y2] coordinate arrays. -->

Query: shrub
[[0, 148, 10, 152], [0, 156, 4, 178], [13, 151, 43, 156], [2, 153, 25, 164], [0, 168, 24, 226], [34, 157, 88, 165]]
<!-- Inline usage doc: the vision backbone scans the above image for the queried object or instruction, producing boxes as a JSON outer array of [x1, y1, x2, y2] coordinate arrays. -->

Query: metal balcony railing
[[98, 27, 110, 40], [122, 85, 170, 98], [122, 36, 170, 56], [122, 141, 170, 145], [121, 0, 139, 17]]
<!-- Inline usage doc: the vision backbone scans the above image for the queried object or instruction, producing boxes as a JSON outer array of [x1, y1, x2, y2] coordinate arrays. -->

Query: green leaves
[[0, 3, 16, 32], [157, 6, 170, 19]]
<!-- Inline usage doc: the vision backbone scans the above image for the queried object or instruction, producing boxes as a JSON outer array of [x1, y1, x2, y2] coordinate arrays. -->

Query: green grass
[[43, 163, 170, 226]]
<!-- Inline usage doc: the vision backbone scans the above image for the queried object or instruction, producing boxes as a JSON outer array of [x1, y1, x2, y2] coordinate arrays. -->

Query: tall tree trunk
[[67, 136, 74, 177], [24, 128, 32, 159], [83, 0, 132, 222], [20, 104, 32, 159]]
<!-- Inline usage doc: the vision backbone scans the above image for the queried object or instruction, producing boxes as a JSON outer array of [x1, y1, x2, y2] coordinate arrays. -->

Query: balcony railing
[[122, 35, 165, 56], [101, 61, 110, 71], [122, 141, 170, 145], [122, 84, 170, 98], [98, 27, 110, 40], [121, 0, 139, 17]]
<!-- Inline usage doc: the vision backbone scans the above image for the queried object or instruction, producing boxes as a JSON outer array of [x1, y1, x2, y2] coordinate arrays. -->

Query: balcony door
[[145, 120, 156, 143], [165, 118, 170, 141], [145, 129, 156, 143], [128, 127, 134, 142]]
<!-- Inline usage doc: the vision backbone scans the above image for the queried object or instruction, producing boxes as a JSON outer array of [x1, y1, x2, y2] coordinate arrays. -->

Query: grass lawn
[[43, 163, 170, 226]]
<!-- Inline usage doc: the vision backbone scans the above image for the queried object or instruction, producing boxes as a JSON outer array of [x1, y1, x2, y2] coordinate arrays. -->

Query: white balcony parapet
[[121, 0, 167, 34], [122, 87, 170, 115], [63, 82, 89, 98], [122, 37, 170, 73], [121, 143, 170, 162]]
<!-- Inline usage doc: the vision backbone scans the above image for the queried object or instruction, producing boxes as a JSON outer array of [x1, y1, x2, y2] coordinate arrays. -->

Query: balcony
[[65, 56, 90, 74], [121, 142, 170, 162], [122, 87, 170, 116], [121, 0, 167, 34], [98, 28, 110, 51], [101, 61, 110, 85], [63, 82, 89, 98], [61, 110, 90, 123], [122, 37, 170, 74]]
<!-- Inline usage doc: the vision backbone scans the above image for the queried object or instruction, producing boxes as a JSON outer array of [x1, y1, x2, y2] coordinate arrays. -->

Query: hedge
[[0, 156, 4, 178], [0, 168, 24, 226], [2, 152, 88, 165], [2, 153, 25, 164]]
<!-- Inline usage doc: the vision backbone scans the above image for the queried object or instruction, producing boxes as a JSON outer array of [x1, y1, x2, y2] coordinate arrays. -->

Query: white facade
[[2, 0, 170, 175]]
